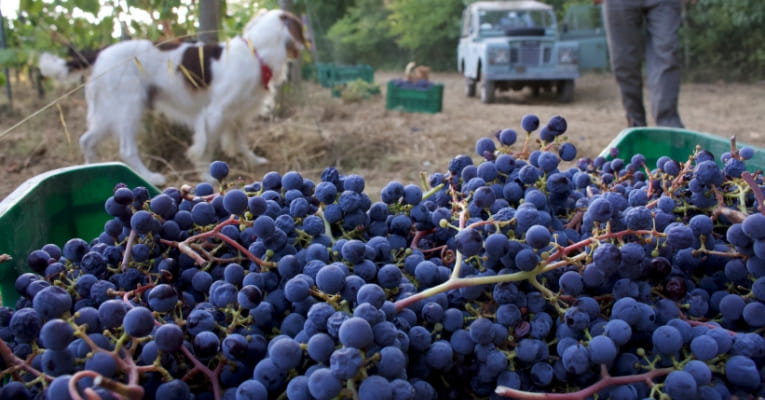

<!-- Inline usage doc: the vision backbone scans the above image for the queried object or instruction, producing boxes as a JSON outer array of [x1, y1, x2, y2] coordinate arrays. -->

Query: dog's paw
[[242, 152, 269, 169], [146, 172, 167, 187], [186, 145, 205, 162]]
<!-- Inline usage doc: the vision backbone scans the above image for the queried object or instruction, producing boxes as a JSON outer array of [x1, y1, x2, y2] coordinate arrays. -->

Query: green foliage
[[325, 0, 399, 67], [386, 0, 463, 70], [682, 0, 765, 81], [337, 78, 381, 103]]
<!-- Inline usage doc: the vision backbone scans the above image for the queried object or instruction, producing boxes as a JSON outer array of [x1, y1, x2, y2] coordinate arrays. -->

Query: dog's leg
[[79, 126, 108, 164], [116, 115, 167, 187], [235, 129, 268, 169]]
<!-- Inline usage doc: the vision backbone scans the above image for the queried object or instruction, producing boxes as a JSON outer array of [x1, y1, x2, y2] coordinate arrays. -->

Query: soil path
[[1, 71, 763, 200]]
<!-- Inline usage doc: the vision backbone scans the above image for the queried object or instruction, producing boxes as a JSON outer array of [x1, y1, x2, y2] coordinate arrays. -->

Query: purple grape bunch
[[1, 114, 765, 400]]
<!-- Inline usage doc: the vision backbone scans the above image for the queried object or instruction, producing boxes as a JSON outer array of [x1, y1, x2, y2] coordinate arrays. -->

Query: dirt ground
[[1, 70, 763, 201]]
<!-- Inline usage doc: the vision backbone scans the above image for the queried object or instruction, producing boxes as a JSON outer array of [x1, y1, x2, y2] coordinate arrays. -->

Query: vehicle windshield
[[477, 9, 553, 36]]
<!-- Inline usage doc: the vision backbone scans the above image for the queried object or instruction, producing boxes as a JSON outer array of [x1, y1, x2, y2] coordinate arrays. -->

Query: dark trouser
[[603, 0, 684, 128]]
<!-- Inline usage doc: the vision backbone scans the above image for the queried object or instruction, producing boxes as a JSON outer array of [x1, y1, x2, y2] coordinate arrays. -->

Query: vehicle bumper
[[484, 65, 579, 81]]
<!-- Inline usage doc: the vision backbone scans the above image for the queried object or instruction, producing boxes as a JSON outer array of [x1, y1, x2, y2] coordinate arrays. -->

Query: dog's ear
[[280, 11, 307, 58]]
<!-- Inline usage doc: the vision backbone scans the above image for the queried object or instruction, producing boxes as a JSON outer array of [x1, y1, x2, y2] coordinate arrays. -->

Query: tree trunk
[[199, 0, 220, 44], [274, 0, 302, 118]]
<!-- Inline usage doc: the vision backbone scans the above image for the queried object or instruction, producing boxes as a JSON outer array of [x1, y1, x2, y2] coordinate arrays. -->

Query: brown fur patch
[[156, 40, 185, 51], [280, 11, 307, 58], [65, 48, 101, 71], [178, 44, 224, 89]]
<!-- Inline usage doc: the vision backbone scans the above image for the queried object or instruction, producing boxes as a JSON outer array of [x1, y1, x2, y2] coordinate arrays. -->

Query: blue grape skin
[[40, 318, 74, 351], [154, 324, 184, 352], [308, 367, 343, 400], [530, 362, 554, 387], [664, 370, 697, 400], [497, 128, 518, 146], [516, 339, 549, 363], [84, 351, 117, 378], [33, 285, 72, 320], [604, 319, 632, 346], [356, 283, 386, 309], [269, 337, 303, 371], [41, 348, 76, 376], [147, 284, 178, 313], [425, 340, 453, 370], [742, 301, 765, 327], [306, 332, 335, 363], [725, 355, 761, 390], [358, 375, 393, 400], [558, 142, 577, 161], [524, 225, 551, 250], [587, 335, 618, 365], [193, 331, 220, 360], [652, 325, 683, 355], [155, 379, 192, 400], [330, 346, 363, 380], [123, 306, 155, 338], [45, 375, 73, 400], [521, 114, 540, 132], [561, 344, 590, 375], [338, 317, 374, 349], [376, 346, 407, 379], [558, 271, 583, 296], [209, 160, 229, 181]]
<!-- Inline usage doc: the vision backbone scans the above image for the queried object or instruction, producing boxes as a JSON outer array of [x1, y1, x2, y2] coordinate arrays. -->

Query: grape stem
[[742, 172, 765, 216], [160, 216, 275, 270], [121, 230, 137, 272], [495, 365, 673, 399]]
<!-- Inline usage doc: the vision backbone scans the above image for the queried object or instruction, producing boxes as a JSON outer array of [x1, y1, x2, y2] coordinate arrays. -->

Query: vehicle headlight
[[488, 48, 510, 64], [558, 47, 578, 65]]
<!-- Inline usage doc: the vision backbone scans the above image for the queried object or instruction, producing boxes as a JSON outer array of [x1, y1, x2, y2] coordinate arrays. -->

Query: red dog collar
[[241, 37, 273, 90]]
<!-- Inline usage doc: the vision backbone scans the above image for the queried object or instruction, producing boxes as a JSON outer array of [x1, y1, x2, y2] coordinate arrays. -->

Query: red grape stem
[[179, 344, 224, 400], [495, 364, 673, 399], [0, 337, 50, 383], [121, 230, 137, 272], [160, 216, 275, 270], [68, 370, 144, 400]]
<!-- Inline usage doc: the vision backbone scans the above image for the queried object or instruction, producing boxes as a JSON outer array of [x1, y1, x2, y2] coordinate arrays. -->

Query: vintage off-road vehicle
[[458, 1, 607, 103]]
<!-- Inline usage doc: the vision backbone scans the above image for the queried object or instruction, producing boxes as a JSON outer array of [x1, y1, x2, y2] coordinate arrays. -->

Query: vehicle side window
[[461, 10, 473, 37]]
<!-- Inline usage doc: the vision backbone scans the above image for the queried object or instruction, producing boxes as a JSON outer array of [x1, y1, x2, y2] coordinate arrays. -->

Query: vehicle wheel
[[557, 80, 574, 103], [465, 78, 476, 97], [480, 79, 495, 104]]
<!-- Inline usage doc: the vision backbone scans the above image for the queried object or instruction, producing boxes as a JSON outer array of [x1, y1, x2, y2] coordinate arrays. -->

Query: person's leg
[[603, 0, 647, 127], [644, 0, 684, 128]]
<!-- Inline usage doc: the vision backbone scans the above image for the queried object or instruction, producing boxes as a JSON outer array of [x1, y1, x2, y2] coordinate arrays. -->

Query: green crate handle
[[0, 162, 160, 307]]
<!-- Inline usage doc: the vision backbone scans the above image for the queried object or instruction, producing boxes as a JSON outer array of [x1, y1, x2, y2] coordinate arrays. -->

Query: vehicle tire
[[480, 79, 495, 104], [557, 80, 574, 103], [465, 78, 476, 97]]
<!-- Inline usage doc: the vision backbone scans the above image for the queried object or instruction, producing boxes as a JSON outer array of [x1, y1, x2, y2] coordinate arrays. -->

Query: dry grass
[[1, 70, 764, 202]]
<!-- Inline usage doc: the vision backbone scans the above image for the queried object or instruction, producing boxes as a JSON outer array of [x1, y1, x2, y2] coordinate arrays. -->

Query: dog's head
[[244, 9, 307, 59]]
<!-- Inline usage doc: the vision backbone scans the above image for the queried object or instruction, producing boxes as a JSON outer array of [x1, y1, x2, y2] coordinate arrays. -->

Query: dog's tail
[[38, 48, 100, 84]]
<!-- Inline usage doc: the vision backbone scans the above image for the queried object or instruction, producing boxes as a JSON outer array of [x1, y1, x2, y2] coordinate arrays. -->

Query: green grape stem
[[495, 364, 673, 399], [742, 171, 765, 216]]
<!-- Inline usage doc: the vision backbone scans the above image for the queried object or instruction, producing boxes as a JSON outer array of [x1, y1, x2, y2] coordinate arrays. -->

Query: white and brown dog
[[39, 9, 306, 186]]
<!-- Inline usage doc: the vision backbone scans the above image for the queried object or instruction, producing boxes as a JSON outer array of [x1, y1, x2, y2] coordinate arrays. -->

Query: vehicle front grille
[[519, 41, 541, 66]]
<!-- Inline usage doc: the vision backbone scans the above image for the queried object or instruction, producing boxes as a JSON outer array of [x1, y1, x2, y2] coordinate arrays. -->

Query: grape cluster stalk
[[1, 114, 765, 400]]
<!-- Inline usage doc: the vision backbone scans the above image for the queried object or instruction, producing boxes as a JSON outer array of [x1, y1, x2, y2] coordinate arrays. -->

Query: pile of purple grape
[[1, 113, 764, 400], [390, 78, 435, 90]]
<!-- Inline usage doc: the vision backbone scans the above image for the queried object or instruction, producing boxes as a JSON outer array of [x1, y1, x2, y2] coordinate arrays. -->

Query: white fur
[[39, 9, 302, 186]]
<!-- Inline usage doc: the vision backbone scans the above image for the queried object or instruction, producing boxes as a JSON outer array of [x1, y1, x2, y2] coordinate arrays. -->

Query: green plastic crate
[[316, 63, 334, 88], [327, 64, 374, 88], [599, 127, 765, 171], [0, 162, 160, 307], [385, 81, 444, 114]]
